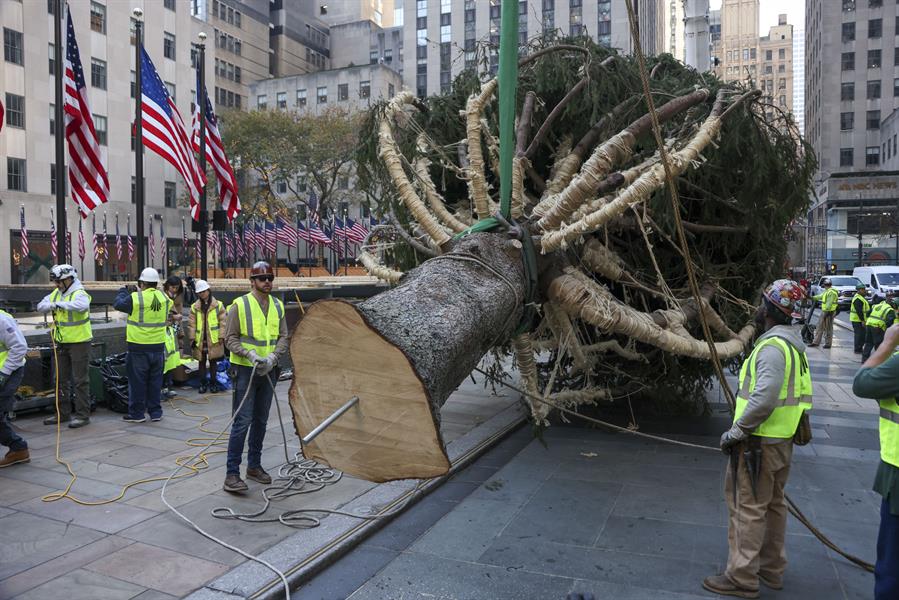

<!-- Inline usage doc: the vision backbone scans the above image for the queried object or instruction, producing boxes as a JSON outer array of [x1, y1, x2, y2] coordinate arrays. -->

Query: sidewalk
[[332, 321, 881, 600], [0, 373, 524, 599]]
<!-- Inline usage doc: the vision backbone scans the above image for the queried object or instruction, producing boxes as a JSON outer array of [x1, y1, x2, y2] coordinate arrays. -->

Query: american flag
[[0, 97, 4, 133], [50, 210, 58, 262], [140, 48, 205, 219], [127, 215, 134, 262], [92, 214, 101, 262], [276, 217, 299, 246], [332, 217, 347, 242], [20, 205, 28, 258], [195, 233, 201, 264], [159, 220, 166, 270], [307, 219, 332, 245], [224, 230, 234, 261], [191, 76, 240, 222], [263, 221, 277, 255], [245, 220, 257, 250], [78, 219, 85, 262], [208, 230, 220, 260], [115, 213, 122, 261], [181, 217, 188, 251], [63, 6, 109, 216], [149, 218, 155, 264], [347, 217, 368, 243], [100, 213, 108, 263], [236, 226, 245, 261]]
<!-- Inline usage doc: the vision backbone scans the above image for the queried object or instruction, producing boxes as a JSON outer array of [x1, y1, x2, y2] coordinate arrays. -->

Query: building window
[[257, 94, 267, 109], [869, 18, 882, 37], [867, 80, 882, 99], [841, 52, 855, 71], [384, 48, 393, 63], [895, 47, 899, 67], [90, 2, 106, 34], [276, 180, 287, 194], [388, 83, 395, 97], [869, 0, 882, 7], [48, 43, 55, 74], [93, 114, 107, 145], [778, 78, 786, 89], [841, 112, 854, 130], [50, 164, 67, 195], [370, 50, 379, 64], [842, 22, 855, 41], [7, 158, 26, 191], [163, 32, 176, 60], [276, 92, 286, 108], [164, 181, 176, 207], [359, 80, 371, 99], [4, 93, 24, 128], [841, 82, 855, 101], [164, 0, 175, 10], [296, 89, 307, 107], [338, 176, 349, 190], [894, 77, 899, 97], [49, 103, 56, 135], [337, 84, 348, 101], [130, 18, 138, 45], [131, 176, 136, 203], [90, 58, 107, 89], [867, 110, 880, 130], [130, 70, 136, 98], [317, 86, 327, 104], [866, 146, 880, 166], [234, 66, 241, 83], [4, 28, 24, 65], [840, 148, 854, 167], [165, 82, 175, 102], [867, 49, 881, 68]]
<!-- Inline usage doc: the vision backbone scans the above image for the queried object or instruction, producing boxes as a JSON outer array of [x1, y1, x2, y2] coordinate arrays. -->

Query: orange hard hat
[[250, 261, 274, 278]]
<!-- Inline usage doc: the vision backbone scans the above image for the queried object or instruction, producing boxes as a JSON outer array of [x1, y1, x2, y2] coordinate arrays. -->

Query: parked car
[[852, 266, 899, 296], [809, 275, 869, 309]]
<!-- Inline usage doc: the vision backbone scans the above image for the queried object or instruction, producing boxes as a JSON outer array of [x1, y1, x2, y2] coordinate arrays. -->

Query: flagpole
[[196, 32, 208, 280], [53, 0, 67, 265], [134, 8, 146, 272], [343, 206, 348, 276], [306, 211, 312, 277]]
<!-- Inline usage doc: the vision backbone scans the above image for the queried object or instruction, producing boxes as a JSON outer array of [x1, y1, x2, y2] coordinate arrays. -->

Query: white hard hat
[[194, 279, 210, 293], [49, 264, 76, 281], [138, 267, 160, 283]]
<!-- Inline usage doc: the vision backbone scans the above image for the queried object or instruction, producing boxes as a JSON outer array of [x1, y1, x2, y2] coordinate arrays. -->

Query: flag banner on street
[[191, 74, 240, 222], [255, 222, 264, 255], [140, 47, 205, 219], [159, 220, 166, 270], [92, 213, 100, 262], [126, 215, 134, 262], [276, 217, 298, 247], [225, 229, 234, 261], [236, 226, 246, 261], [50, 210, 58, 262], [332, 217, 347, 242], [20, 205, 29, 258], [78, 220, 86, 262], [195, 232, 201, 264], [63, 5, 109, 216], [346, 217, 368, 243], [209, 230, 220, 262], [149, 218, 155, 264], [115, 213, 122, 261], [100, 213, 108, 263], [306, 220, 331, 245], [264, 221, 277, 255]]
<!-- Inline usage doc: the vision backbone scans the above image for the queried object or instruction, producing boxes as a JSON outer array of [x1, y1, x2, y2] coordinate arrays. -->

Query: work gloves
[[719, 424, 748, 455]]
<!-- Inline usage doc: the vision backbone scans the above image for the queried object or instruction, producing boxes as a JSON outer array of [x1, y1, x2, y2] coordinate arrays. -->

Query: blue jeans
[[0, 367, 26, 451], [126, 350, 164, 419], [876, 498, 899, 600], [226, 365, 276, 475]]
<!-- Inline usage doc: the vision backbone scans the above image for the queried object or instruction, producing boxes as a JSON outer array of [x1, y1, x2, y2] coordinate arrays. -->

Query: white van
[[852, 266, 899, 295]]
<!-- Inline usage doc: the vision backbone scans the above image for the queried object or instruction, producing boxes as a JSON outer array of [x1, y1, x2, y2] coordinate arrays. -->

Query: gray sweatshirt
[[37, 279, 90, 314], [736, 325, 808, 442], [0, 311, 27, 376]]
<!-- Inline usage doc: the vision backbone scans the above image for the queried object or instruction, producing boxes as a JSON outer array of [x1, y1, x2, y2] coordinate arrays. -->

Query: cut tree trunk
[[289, 232, 527, 482]]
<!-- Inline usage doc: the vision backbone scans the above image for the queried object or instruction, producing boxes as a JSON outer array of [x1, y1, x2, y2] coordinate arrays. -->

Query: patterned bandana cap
[[763, 279, 807, 319]]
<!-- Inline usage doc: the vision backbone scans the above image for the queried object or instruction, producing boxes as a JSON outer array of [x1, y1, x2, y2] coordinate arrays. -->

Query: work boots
[[0, 448, 30, 468], [43, 415, 70, 425], [702, 575, 759, 599], [68, 417, 90, 429], [246, 467, 272, 485], [223, 474, 249, 493]]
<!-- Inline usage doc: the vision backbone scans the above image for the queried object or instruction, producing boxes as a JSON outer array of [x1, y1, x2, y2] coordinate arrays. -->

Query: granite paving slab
[[0, 512, 106, 580], [10, 568, 146, 600]]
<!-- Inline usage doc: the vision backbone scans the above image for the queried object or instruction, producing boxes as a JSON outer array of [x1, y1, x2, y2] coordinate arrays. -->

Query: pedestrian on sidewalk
[[113, 268, 172, 423], [808, 277, 839, 348], [862, 294, 897, 362], [188, 279, 226, 394], [703, 279, 813, 599], [222, 261, 287, 493], [851, 323, 899, 600], [37, 264, 93, 428], [0, 309, 29, 467], [851, 283, 871, 354]]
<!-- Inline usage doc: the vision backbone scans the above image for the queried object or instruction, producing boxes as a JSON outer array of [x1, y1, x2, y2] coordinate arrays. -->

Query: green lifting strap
[[498, 0, 518, 221]]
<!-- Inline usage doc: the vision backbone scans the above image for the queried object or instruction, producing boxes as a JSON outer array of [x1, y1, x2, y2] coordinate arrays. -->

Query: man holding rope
[[852, 324, 899, 599], [704, 280, 812, 599]]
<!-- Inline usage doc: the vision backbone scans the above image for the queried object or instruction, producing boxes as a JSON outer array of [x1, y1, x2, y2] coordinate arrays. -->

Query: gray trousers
[[811, 311, 835, 346], [57, 341, 91, 419]]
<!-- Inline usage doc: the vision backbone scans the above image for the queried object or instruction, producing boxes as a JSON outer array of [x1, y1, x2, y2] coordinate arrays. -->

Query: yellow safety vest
[[735, 336, 813, 438], [879, 398, 899, 467], [126, 289, 172, 345], [818, 288, 839, 312], [230, 293, 284, 367], [49, 287, 92, 344], [0, 309, 10, 372], [191, 300, 221, 347], [164, 326, 181, 373], [866, 301, 895, 330], [850, 294, 871, 323]]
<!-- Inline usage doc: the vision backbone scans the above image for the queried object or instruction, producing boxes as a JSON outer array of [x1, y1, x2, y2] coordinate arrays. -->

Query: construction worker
[[0, 309, 29, 467], [36, 264, 93, 428], [113, 267, 172, 423], [863, 294, 898, 361], [188, 279, 226, 393], [852, 323, 899, 599], [808, 277, 839, 348], [703, 279, 812, 599], [161, 276, 185, 399], [851, 283, 871, 354], [222, 261, 287, 493]]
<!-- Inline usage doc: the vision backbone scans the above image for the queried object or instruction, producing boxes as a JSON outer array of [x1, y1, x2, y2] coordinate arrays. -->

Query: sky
[[710, 0, 806, 31]]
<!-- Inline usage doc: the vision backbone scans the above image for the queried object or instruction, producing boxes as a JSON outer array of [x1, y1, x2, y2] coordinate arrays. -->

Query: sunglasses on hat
[[252, 275, 274, 283]]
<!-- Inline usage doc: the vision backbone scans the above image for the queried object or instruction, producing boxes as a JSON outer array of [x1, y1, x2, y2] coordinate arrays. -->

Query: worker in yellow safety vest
[[863, 294, 898, 361], [808, 277, 839, 349], [851, 283, 871, 354], [703, 279, 813, 599], [37, 264, 93, 429], [221, 261, 287, 494], [0, 309, 29, 467], [113, 268, 172, 423], [188, 279, 226, 394], [853, 324, 899, 599]]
